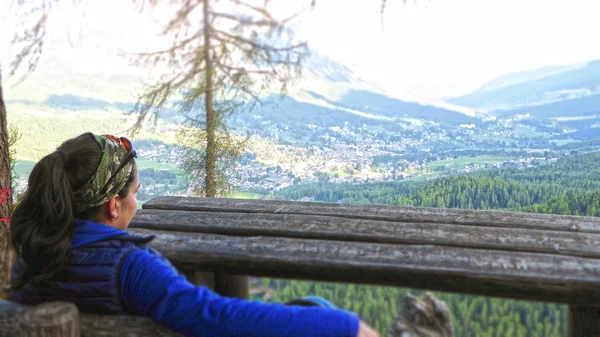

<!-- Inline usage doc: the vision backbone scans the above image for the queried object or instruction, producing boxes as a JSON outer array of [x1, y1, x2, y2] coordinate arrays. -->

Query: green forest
[[259, 151, 600, 337]]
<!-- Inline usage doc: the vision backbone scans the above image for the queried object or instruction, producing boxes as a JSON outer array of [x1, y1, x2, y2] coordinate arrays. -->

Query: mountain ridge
[[449, 59, 600, 113]]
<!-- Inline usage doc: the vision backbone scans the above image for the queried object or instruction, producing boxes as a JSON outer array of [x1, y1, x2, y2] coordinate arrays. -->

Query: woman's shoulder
[[121, 246, 178, 278]]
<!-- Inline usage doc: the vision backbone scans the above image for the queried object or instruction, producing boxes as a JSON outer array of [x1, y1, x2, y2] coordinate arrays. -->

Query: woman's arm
[[120, 248, 360, 337]]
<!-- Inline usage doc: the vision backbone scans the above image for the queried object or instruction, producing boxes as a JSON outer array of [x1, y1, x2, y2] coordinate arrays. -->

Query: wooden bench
[[0, 300, 180, 337], [3, 196, 600, 336]]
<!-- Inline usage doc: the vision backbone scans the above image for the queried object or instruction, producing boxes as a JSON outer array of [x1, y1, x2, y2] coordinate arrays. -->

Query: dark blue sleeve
[[120, 249, 360, 337]]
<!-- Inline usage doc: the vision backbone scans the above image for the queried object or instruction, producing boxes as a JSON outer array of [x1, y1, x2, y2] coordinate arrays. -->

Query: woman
[[9, 132, 378, 337]]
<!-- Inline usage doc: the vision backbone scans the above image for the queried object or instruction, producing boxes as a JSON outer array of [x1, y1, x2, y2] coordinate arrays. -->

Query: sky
[[2, 0, 600, 99], [297, 0, 600, 97]]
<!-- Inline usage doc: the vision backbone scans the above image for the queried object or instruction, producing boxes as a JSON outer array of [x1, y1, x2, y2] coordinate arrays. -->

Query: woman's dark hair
[[10, 132, 137, 290]]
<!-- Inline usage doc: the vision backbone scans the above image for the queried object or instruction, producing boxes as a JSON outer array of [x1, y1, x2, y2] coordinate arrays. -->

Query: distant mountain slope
[[231, 89, 480, 137], [475, 63, 586, 93], [284, 52, 479, 125], [450, 60, 600, 112], [305, 90, 479, 126], [497, 94, 600, 118], [491, 85, 600, 141], [8, 49, 481, 141]]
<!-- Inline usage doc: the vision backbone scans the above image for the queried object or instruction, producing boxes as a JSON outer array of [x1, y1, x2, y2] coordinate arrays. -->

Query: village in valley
[[130, 117, 565, 200]]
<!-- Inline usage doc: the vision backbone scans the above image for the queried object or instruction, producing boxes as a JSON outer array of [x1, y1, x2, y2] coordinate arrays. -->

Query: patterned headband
[[72, 134, 136, 212]]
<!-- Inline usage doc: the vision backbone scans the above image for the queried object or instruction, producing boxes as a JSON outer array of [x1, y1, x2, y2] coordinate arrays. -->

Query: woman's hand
[[357, 321, 379, 337]]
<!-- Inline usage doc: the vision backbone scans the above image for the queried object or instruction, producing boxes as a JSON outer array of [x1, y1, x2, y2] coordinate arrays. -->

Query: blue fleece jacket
[[74, 221, 360, 337]]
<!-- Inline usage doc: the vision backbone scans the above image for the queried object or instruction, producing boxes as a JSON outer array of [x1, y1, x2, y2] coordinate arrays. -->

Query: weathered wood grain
[[142, 196, 600, 233], [19, 302, 80, 337], [568, 305, 600, 337], [213, 273, 249, 299], [0, 301, 181, 337], [78, 313, 181, 337], [0, 300, 24, 337], [129, 228, 600, 306], [131, 209, 600, 258]]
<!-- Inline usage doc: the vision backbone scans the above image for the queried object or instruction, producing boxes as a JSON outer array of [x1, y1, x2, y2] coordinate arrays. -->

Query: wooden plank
[[129, 228, 600, 306], [142, 196, 600, 233], [568, 305, 600, 337], [19, 302, 80, 337], [131, 209, 600, 259], [0, 300, 24, 337], [0, 301, 181, 337]]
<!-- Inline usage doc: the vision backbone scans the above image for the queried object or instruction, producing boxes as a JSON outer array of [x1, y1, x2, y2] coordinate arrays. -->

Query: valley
[[6, 55, 600, 203]]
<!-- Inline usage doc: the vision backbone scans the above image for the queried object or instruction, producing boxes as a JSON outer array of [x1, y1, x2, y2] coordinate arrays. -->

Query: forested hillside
[[473, 151, 600, 189], [261, 151, 600, 336], [271, 151, 600, 215], [260, 280, 566, 337]]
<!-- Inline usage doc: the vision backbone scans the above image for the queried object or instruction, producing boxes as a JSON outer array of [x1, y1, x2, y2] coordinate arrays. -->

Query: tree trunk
[[203, 0, 216, 198], [0, 69, 14, 299], [201, 1, 247, 298]]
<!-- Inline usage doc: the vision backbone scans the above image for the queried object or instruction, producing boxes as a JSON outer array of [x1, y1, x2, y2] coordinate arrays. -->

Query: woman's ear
[[107, 195, 120, 220]]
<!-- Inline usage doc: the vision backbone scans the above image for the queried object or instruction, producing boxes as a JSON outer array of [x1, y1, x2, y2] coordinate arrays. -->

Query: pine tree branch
[[9, 14, 47, 81], [209, 11, 277, 28], [228, 0, 278, 23], [133, 31, 202, 57], [221, 71, 261, 102], [160, 0, 200, 35], [214, 29, 306, 52], [213, 61, 270, 75]]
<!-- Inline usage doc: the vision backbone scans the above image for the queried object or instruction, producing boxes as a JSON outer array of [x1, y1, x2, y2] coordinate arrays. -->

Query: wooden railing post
[[183, 271, 248, 300], [214, 274, 249, 299], [183, 271, 216, 290], [19, 302, 80, 337], [568, 305, 600, 337]]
